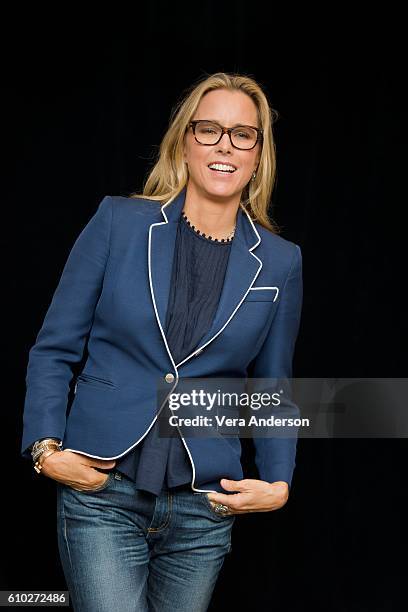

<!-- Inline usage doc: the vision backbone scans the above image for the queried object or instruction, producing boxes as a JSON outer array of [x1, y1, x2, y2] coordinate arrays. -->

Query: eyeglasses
[[187, 120, 263, 150]]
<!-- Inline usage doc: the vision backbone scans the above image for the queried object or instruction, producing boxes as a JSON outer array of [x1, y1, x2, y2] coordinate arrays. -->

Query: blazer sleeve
[[246, 243, 303, 488], [20, 196, 113, 460]]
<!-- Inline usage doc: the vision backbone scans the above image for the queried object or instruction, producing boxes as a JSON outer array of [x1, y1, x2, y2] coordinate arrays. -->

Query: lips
[[207, 162, 238, 173], [208, 168, 235, 174]]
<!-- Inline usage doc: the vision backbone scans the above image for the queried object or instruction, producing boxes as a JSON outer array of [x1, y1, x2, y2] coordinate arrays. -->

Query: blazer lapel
[[148, 187, 263, 369], [148, 199, 181, 340]]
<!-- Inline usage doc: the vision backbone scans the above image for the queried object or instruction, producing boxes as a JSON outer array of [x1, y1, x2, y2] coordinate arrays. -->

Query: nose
[[216, 131, 232, 153]]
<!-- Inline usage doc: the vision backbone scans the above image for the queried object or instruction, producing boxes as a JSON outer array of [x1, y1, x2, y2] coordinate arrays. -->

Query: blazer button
[[165, 373, 175, 383]]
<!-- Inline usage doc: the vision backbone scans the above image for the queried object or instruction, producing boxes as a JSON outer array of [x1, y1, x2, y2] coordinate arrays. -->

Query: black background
[[2, 5, 406, 611]]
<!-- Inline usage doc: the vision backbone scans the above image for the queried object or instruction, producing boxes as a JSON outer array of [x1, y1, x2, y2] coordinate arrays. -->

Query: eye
[[234, 130, 251, 139], [196, 121, 221, 136]]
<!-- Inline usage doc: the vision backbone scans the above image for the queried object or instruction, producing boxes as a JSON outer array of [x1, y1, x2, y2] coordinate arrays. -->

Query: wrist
[[31, 439, 63, 474], [269, 480, 289, 495], [270, 480, 289, 487], [33, 447, 62, 474]]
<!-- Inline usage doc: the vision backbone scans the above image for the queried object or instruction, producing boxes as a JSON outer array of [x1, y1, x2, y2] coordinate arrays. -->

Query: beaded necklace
[[181, 209, 235, 243]]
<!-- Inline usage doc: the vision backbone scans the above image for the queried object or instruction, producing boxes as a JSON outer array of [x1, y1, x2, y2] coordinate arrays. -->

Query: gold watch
[[32, 440, 62, 474]]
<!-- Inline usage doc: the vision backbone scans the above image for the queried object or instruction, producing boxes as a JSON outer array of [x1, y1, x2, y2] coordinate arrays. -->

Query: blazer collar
[[148, 186, 263, 369]]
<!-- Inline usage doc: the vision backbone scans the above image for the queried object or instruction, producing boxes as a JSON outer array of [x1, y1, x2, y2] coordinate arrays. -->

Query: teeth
[[208, 163, 236, 173]]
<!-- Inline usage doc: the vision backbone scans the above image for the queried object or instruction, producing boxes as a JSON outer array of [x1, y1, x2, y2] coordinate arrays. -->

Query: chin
[[202, 184, 240, 200]]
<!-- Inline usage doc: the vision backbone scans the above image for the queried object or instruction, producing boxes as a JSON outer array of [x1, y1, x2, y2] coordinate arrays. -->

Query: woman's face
[[183, 89, 261, 203]]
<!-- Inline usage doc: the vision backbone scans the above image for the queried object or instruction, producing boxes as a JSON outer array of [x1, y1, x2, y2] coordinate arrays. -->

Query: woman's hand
[[39, 449, 116, 491], [207, 478, 289, 514]]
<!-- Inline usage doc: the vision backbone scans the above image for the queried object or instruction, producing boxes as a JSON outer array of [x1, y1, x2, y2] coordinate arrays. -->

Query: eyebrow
[[198, 119, 257, 128]]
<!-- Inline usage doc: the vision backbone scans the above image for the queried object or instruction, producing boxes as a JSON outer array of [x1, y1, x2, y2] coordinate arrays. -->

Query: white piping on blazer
[[249, 286, 279, 301]]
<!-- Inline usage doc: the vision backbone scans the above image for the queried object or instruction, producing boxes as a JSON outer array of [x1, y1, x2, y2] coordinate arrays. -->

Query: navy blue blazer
[[21, 187, 303, 493]]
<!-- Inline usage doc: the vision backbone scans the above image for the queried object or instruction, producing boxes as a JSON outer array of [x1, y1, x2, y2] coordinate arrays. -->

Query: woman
[[21, 72, 303, 611]]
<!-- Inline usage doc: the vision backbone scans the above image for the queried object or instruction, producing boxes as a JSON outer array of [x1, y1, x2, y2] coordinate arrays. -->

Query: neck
[[182, 183, 240, 240]]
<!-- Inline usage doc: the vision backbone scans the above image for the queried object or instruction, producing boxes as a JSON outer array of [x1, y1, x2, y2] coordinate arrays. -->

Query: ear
[[255, 148, 261, 168]]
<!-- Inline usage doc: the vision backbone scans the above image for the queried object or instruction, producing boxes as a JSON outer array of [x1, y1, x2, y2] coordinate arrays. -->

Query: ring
[[213, 502, 230, 514]]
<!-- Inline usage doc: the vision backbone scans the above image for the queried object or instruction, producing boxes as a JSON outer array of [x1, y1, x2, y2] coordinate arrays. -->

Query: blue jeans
[[56, 469, 235, 611]]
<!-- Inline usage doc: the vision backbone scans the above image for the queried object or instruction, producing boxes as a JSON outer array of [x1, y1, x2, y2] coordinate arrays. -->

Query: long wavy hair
[[129, 71, 280, 234]]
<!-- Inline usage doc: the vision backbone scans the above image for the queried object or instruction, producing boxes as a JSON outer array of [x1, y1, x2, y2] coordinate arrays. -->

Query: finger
[[62, 450, 116, 468], [78, 456, 117, 469], [208, 493, 239, 506], [220, 478, 245, 491]]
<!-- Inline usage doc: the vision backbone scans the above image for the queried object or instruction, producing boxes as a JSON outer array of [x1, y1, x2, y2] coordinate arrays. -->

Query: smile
[[208, 163, 237, 173]]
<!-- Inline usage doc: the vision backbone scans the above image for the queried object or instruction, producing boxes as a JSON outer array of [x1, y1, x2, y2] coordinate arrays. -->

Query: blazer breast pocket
[[245, 287, 279, 302]]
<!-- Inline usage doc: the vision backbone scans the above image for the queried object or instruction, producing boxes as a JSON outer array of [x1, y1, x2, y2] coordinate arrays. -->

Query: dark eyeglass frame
[[187, 119, 263, 150]]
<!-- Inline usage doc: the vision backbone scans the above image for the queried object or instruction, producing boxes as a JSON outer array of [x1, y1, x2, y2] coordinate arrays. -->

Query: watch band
[[33, 447, 62, 474], [31, 438, 62, 463]]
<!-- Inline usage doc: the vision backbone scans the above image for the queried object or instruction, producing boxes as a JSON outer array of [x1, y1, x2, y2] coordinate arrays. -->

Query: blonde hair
[[129, 71, 280, 234]]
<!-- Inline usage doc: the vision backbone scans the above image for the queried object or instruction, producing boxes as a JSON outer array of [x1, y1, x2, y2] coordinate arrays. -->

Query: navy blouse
[[115, 209, 233, 495]]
